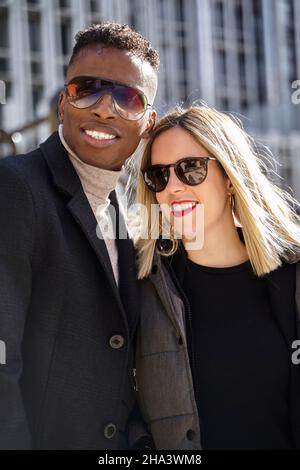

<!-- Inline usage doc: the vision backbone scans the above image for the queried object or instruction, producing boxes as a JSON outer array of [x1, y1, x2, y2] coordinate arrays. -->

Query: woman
[[132, 105, 300, 450]]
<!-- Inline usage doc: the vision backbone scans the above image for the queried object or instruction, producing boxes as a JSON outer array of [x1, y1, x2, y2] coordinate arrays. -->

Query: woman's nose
[[165, 167, 185, 194]]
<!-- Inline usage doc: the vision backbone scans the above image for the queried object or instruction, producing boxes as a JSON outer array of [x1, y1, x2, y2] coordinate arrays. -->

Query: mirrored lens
[[177, 158, 208, 185], [66, 79, 105, 108], [113, 86, 147, 118], [66, 78, 148, 120], [143, 166, 169, 192]]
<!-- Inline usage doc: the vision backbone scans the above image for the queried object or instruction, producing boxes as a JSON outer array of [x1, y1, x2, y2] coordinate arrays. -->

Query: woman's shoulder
[[283, 248, 300, 265], [263, 253, 299, 308], [281, 250, 300, 285]]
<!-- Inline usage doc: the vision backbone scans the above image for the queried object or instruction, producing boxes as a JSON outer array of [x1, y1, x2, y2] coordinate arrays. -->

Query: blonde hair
[[134, 105, 300, 279]]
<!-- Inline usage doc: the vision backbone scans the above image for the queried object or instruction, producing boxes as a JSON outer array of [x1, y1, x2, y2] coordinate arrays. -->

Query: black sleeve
[[0, 162, 34, 449]]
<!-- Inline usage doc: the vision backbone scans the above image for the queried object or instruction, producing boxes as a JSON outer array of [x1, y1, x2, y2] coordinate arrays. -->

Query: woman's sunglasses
[[64, 75, 152, 121], [142, 156, 217, 192]]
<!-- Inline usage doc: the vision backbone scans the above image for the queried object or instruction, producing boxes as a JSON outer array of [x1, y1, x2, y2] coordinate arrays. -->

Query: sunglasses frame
[[64, 75, 153, 120], [142, 156, 217, 192]]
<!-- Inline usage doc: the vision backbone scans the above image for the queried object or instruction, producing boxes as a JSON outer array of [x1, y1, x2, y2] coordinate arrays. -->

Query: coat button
[[104, 423, 117, 439], [109, 335, 125, 349], [186, 429, 196, 440]]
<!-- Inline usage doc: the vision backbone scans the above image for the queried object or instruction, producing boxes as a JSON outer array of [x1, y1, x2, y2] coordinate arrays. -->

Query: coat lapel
[[110, 191, 140, 338], [39, 132, 124, 315], [67, 191, 118, 294]]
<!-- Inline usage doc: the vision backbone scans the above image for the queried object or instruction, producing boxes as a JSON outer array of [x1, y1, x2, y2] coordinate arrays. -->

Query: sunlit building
[[0, 0, 299, 198]]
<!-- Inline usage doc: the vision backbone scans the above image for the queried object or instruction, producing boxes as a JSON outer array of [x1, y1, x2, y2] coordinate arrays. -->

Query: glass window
[[235, 1, 244, 42], [63, 63, 68, 77], [240, 97, 248, 110], [3, 80, 11, 99], [30, 61, 42, 76], [60, 18, 72, 55], [0, 7, 8, 48], [0, 57, 8, 72], [214, 1, 224, 29], [220, 97, 229, 111], [32, 84, 43, 115], [28, 14, 41, 52], [90, 0, 99, 13], [218, 49, 226, 78], [59, 0, 70, 8], [253, 0, 266, 104], [238, 52, 246, 89], [235, 2, 243, 32]]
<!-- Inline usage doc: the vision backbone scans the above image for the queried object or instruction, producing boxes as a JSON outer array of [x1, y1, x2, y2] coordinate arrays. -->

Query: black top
[[182, 258, 294, 449]]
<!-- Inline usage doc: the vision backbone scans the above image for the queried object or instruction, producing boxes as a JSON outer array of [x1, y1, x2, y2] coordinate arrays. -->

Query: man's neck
[[58, 124, 121, 203]]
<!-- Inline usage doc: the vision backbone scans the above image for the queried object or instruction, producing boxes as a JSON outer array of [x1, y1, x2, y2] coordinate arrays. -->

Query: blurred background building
[[0, 0, 300, 199]]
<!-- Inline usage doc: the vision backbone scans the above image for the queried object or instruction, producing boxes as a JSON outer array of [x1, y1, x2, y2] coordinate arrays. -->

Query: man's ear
[[141, 110, 157, 139], [58, 91, 65, 123]]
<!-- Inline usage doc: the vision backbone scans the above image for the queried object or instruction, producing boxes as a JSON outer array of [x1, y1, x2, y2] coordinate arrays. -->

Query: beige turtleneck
[[58, 124, 121, 285]]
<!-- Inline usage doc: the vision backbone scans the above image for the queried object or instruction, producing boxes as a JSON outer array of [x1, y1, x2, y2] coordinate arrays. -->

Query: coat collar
[[39, 132, 117, 291], [39, 131, 139, 335], [40, 131, 81, 197]]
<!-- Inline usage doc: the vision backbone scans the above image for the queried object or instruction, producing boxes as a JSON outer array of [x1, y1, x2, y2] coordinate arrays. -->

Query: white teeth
[[84, 130, 116, 140], [172, 202, 196, 212]]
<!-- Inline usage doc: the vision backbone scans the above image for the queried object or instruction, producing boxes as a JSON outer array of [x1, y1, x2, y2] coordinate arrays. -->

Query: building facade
[[0, 0, 299, 198]]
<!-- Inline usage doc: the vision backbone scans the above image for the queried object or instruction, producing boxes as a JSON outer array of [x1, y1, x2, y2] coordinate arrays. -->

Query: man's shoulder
[[0, 147, 42, 173], [0, 132, 60, 185]]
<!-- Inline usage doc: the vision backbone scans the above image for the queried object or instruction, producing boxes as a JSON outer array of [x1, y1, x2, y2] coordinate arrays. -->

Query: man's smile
[[80, 123, 121, 148], [84, 130, 117, 140]]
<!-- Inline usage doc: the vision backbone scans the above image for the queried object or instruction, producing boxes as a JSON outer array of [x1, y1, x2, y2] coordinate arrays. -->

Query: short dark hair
[[69, 22, 159, 70]]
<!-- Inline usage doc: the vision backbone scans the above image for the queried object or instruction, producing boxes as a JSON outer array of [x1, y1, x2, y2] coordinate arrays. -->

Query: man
[[0, 22, 158, 449]]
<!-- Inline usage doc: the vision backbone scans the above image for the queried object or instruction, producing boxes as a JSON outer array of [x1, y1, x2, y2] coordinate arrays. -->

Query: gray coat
[[136, 250, 300, 450]]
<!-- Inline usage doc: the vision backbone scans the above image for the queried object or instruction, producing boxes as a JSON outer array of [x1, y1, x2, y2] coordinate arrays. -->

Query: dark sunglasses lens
[[143, 167, 169, 192], [113, 86, 147, 119], [66, 78, 148, 119], [66, 78, 105, 108], [177, 158, 208, 185]]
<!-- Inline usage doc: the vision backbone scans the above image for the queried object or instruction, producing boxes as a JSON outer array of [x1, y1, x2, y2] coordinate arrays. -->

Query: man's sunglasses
[[142, 156, 217, 192], [64, 76, 152, 121]]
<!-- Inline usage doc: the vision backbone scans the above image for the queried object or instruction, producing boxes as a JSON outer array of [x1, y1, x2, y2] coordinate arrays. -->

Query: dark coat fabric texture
[[0, 131, 145, 449]]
